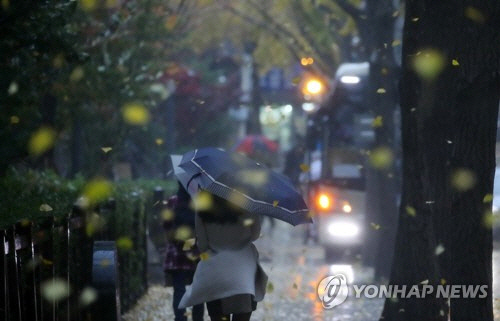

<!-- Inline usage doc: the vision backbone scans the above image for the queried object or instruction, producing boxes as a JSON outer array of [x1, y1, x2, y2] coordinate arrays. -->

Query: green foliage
[[0, 168, 176, 311]]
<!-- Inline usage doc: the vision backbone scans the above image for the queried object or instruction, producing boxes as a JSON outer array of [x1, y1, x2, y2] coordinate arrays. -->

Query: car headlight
[[327, 221, 360, 238]]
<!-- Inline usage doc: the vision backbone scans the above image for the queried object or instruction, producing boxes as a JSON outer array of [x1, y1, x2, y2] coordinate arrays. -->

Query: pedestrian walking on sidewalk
[[178, 193, 268, 321], [163, 182, 204, 321]]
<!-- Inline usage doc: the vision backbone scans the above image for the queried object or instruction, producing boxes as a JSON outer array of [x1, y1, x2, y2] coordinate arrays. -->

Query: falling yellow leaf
[[483, 210, 498, 229], [41, 278, 71, 302], [8, 82, 18, 95], [165, 15, 178, 30], [174, 226, 193, 241], [440, 278, 447, 285], [10, 115, 20, 124], [300, 164, 310, 172], [116, 237, 133, 250], [82, 178, 113, 206], [412, 49, 445, 80], [370, 222, 381, 230], [243, 218, 255, 227], [155, 138, 164, 145], [369, 146, 394, 169], [191, 191, 213, 211], [53, 54, 65, 68], [122, 102, 150, 125], [79, 0, 97, 11], [376, 88, 386, 94], [86, 212, 106, 237], [483, 194, 493, 203], [465, 6, 486, 24], [101, 147, 112, 153], [405, 205, 416, 217], [200, 252, 210, 261], [372, 116, 383, 128], [392, 40, 401, 47], [450, 168, 476, 191], [434, 244, 445, 256], [411, 17, 419, 22], [183, 238, 196, 251], [273, 200, 279, 207], [267, 282, 275, 293], [161, 209, 175, 221], [39, 204, 53, 212], [28, 126, 56, 156], [69, 66, 84, 82], [79, 287, 97, 306], [105, 0, 118, 8], [452, 59, 460, 66]]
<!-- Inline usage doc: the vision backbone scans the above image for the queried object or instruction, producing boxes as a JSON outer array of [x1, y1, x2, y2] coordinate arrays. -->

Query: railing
[[0, 190, 155, 321]]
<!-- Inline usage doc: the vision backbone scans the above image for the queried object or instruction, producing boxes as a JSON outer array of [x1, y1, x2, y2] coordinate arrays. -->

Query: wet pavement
[[123, 221, 500, 321]]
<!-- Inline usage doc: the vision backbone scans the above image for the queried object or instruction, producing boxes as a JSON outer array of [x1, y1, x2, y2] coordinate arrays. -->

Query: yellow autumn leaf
[[28, 126, 56, 156], [82, 178, 113, 205], [105, 0, 118, 8], [41, 278, 71, 302], [435, 244, 445, 256], [200, 252, 210, 261], [372, 116, 383, 128], [183, 238, 196, 251], [161, 209, 175, 221], [10, 115, 20, 124], [122, 103, 150, 125], [101, 147, 112, 153], [483, 194, 493, 203], [155, 138, 164, 145], [165, 15, 178, 30], [465, 6, 486, 24], [369, 146, 394, 169], [191, 191, 213, 211], [39, 204, 53, 212], [392, 40, 401, 47], [376, 88, 386, 94], [273, 200, 279, 207], [450, 168, 476, 191], [116, 237, 133, 250], [174, 226, 193, 241], [85, 212, 106, 237], [267, 282, 274, 293], [405, 205, 416, 217], [300, 164, 310, 172], [79, 287, 97, 306], [370, 222, 381, 230], [79, 0, 97, 11], [412, 49, 445, 80], [8, 82, 18, 95], [69, 66, 84, 82], [243, 218, 255, 227], [452, 59, 460, 66]]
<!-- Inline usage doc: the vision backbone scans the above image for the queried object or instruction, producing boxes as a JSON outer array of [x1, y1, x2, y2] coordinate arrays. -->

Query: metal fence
[[0, 195, 152, 321]]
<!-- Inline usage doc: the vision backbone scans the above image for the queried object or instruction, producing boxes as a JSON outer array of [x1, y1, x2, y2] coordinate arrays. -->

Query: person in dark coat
[[163, 182, 204, 321], [179, 193, 268, 321]]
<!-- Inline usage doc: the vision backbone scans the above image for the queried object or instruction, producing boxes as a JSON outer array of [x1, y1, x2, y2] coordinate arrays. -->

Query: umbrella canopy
[[178, 147, 310, 226]]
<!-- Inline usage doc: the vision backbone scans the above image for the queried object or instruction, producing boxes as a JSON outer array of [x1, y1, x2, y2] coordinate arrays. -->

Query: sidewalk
[[123, 224, 500, 321]]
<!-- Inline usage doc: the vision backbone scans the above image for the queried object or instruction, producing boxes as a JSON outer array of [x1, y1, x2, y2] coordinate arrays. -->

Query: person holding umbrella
[[175, 147, 310, 321], [178, 191, 267, 321]]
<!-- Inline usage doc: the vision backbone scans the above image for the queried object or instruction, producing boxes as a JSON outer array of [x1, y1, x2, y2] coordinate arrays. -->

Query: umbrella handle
[[187, 173, 201, 191]]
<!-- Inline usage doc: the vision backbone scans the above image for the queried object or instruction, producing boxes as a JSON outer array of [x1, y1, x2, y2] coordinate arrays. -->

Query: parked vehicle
[[304, 62, 372, 260]]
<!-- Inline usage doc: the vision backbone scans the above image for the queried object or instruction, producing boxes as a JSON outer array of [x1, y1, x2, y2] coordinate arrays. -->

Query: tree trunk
[[381, 1, 500, 321]]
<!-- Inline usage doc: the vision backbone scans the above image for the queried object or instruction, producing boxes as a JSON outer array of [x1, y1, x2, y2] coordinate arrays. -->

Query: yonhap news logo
[[317, 274, 488, 309], [317, 274, 349, 309]]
